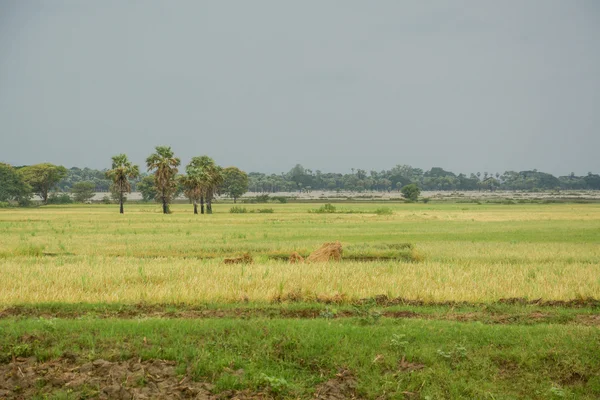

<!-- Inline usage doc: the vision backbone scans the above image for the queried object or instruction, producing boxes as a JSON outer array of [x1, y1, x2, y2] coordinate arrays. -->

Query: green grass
[[1, 317, 599, 399]]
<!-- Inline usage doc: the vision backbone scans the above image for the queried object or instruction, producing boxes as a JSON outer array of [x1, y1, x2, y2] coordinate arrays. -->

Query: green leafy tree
[[146, 146, 180, 214], [70, 181, 96, 203], [105, 154, 140, 214], [400, 183, 421, 202], [0, 163, 32, 205], [221, 167, 249, 203], [137, 175, 157, 202], [18, 163, 67, 204]]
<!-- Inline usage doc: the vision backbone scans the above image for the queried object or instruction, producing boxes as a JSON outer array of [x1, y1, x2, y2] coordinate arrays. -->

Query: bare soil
[[313, 368, 362, 400], [1, 304, 597, 326], [0, 358, 372, 400], [0, 357, 222, 399]]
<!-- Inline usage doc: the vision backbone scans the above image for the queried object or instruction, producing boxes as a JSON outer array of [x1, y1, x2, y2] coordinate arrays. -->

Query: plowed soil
[[0, 358, 371, 400], [0, 357, 272, 399]]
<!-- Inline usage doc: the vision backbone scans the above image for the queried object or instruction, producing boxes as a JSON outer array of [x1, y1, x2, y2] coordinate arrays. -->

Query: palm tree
[[180, 165, 203, 215], [146, 146, 180, 214], [187, 156, 223, 214], [105, 154, 139, 214], [204, 164, 223, 214]]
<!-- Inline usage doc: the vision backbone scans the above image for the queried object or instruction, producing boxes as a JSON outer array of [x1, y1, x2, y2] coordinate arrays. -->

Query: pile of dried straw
[[289, 251, 305, 263], [306, 241, 343, 262]]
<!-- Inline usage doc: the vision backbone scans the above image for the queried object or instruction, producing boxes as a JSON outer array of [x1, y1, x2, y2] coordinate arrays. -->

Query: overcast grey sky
[[1, 1, 598, 175]]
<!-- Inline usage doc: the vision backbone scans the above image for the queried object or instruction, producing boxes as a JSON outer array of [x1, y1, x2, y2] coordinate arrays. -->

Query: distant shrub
[[255, 194, 270, 203], [257, 208, 274, 213], [421, 197, 430, 204], [310, 203, 336, 213], [374, 207, 393, 215], [101, 195, 112, 204], [18, 197, 32, 207], [47, 193, 73, 204], [242, 194, 271, 204], [230, 206, 248, 213], [271, 196, 288, 203], [0, 201, 10, 208], [400, 183, 421, 202]]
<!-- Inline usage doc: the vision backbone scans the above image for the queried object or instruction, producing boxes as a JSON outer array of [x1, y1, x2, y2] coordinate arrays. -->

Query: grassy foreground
[[2, 317, 600, 399], [0, 202, 599, 399]]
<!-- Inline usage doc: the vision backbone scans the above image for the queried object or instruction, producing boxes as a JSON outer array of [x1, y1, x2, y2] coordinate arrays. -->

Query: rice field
[[1, 202, 599, 304], [1, 202, 600, 399]]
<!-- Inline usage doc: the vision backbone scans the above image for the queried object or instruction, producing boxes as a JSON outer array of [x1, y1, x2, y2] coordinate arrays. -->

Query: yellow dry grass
[[0, 203, 599, 304], [0, 254, 598, 304]]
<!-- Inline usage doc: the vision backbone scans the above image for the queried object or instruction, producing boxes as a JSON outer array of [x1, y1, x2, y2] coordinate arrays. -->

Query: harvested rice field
[[0, 202, 599, 399]]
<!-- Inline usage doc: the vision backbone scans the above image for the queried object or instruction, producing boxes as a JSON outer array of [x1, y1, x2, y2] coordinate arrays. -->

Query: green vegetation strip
[[1, 318, 599, 399], [1, 302, 598, 326]]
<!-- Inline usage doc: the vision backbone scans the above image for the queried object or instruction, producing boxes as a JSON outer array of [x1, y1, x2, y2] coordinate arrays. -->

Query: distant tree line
[[247, 165, 600, 193], [2, 157, 599, 210]]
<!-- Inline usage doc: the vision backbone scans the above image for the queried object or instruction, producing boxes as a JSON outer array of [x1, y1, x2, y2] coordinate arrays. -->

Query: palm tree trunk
[[120, 192, 124, 214], [200, 197, 205, 214], [162, 194, 168, 214], [207, 198, 212, 214], [193, 200, 198, 215]]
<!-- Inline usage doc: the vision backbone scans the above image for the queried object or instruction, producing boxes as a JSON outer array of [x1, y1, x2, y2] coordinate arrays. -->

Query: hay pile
[[289, 251, 305, 263], [307, 241, 342, 262], [224, 253, 253, 264]]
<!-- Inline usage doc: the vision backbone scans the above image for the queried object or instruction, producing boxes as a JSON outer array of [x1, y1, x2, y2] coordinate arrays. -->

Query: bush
[[70, 181, 95, 203], [47, 193, 73, 204], [400, 184, 420, 202], [422, 197, 430, 204], [257, 208, 274, 213], [241, 194, 271, 204], [255, 194, 270, 203], [230, 206, 248, 213], [375, 207, 393, 215], [0, 201, 9, 208], [101, 195, 112, 204], [17, 197, 32, 207], [310, 203, 336, 213], [271, 196, 288, 203]]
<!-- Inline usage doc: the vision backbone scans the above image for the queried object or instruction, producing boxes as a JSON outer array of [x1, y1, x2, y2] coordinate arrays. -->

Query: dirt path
[[1, 305, 598, 326]]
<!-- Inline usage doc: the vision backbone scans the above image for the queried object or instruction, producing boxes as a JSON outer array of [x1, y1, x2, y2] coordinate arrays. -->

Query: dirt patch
[[498, 297, 600, 308], [307, 242, 343, 263], [575, 314, 600, 326], [0, 304, 595, 326], [314, 368, 362, 399], [289, 252, 305, 264], [398, 356, 425, 372], [223, 253, 253, 264], [0, 357, 271, 399], [558, 371, 589, 385], [383, 311, 419, 319], [355, 295, 600, 308]]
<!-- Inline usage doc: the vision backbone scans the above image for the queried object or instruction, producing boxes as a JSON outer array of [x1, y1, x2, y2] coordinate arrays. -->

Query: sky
[[0, 1, 599, 176]]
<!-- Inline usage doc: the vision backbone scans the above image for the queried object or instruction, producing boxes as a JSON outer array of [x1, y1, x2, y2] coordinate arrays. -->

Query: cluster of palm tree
[[105, 146, 224, 214], [179, 155, 223, 215]]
